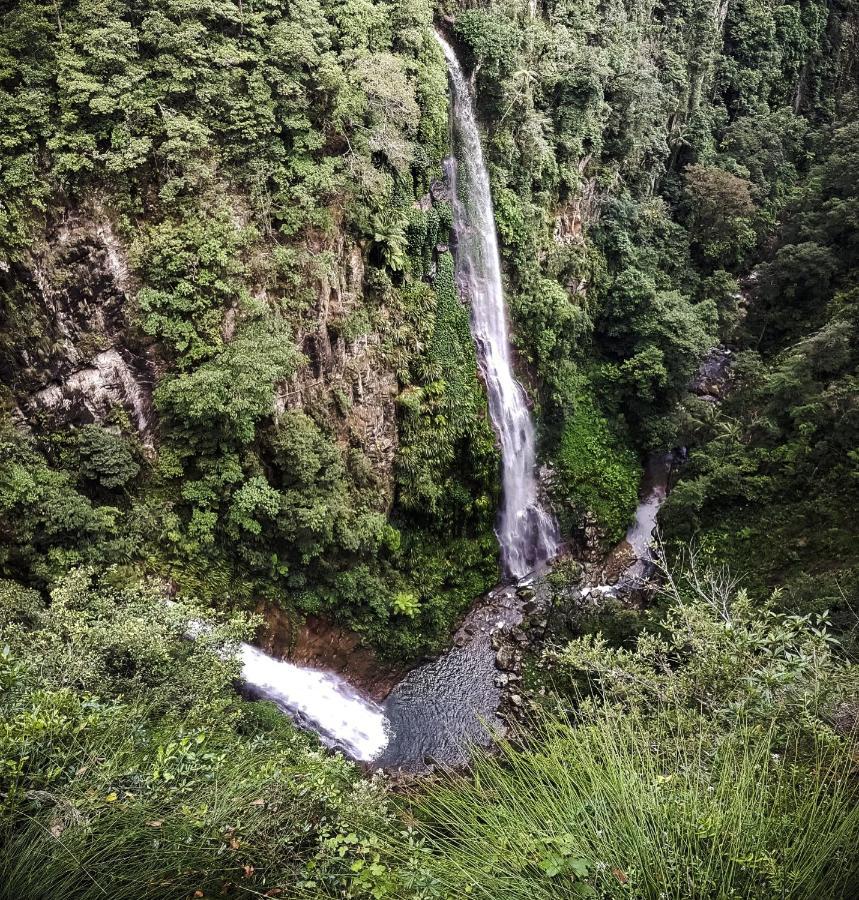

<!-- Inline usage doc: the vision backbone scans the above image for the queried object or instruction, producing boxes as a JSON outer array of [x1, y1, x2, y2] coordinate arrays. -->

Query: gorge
[[2, 1, 857, 895], [241, 31, 561, 768]]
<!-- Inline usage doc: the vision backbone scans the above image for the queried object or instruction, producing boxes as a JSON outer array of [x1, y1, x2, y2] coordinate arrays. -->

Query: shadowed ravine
[[240, 33, 564, 770]]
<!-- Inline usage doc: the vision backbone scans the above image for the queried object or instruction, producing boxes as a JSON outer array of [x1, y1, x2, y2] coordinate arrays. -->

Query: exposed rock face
[[277, 229, 399, 510], [1, 210, 156, 449], [255, 602, 406, 701], [690, 346, 733, 402], [552, 159, 600, 245]]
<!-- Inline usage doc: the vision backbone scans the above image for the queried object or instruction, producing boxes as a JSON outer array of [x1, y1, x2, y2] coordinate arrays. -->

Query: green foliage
[[0, 416, 120, 581], [395, 711, 858, 900], [683, 164, 759, 267], [0, 568, 404, 900], [386, 560, 859, 899], [75, 424, 141, 489], [1, 4, 859, 895], [554, 393, 641, 542], [396, 251, 500, 527], [392, 590, 420, 618], [553, 558, 856, 733], [134, 212, 251, 366], [663, 120, 859, 614], [155, 318, 300, 448]]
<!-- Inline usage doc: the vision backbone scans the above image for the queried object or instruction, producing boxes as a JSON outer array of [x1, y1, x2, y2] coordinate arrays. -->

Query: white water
[[239, 644, 389, 761], [436, 32, 559, 580]]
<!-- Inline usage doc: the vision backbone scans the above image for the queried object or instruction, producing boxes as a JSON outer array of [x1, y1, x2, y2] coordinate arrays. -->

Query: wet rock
[[6, 211, 157, 449], [690, 347, 733, 401], [255, 604, 406, 702], [511, 627, 529, 647], [430, 178, 451, 203], [276, 230, 399, 511], [601, 540, 636, 585]]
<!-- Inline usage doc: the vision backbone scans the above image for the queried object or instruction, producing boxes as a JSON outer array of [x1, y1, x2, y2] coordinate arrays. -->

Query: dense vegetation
[[3, 562, 856, 897], [0, 0, 499, 659], [445, 0, 859, 575], [1, 0, 858, 896], [397, 567, 859, 898]]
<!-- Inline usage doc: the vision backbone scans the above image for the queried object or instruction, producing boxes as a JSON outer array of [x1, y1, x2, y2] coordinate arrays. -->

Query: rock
[[690, 346, 733, 400], [512, 627, 529, 647], [29, 348, 153, 450], [509, 694, 523, 707], [495, 645, 517, 671], [8, 212, 157, 450], [517, 586, 536, 600], [430, 178, 451, 202], [494, 673, 509, 687], [276, 229, 400, 512], [565, 560, 584, 582]]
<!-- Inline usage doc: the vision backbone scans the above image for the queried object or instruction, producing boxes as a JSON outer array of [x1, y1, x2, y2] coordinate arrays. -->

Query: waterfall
[[435, 32, 559, 580], [231, 34, 564, 769], [239, 644, 390, 761]]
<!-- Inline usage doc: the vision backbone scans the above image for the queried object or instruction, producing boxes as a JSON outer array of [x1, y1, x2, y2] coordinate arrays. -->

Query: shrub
[[554, 393, 640, 543]]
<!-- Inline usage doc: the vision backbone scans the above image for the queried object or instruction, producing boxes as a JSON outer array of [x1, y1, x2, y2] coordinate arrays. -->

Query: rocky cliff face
[[277, 227, 399, 510], [3, 206, 401, 511], [1, 207, 157, 450]]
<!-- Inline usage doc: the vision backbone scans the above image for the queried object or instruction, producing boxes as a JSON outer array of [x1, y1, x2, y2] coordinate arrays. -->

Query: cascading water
[[239, 644, 389, 762], [435, 32, 559, 580]]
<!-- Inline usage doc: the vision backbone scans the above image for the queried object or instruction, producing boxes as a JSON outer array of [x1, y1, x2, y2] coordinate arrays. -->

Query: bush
[[0, 568, 401, 900], [554, 393, 640, 543], [387, 559, 859, 899]]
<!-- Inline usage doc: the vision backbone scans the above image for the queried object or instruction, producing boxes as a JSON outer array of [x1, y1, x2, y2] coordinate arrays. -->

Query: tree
[[684, 163, 758, 267]]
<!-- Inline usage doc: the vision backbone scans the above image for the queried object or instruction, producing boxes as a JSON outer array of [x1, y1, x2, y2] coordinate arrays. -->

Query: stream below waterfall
[[239, 466, 671, 771], [239, 35, 671, 772]]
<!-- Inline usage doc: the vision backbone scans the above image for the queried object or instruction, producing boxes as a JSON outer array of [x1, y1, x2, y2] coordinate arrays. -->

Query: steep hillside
[[443, 0, 859, 614], [0, 0, 501, 658]]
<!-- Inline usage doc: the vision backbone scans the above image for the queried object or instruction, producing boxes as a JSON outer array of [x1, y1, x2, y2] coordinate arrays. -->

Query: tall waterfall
[[436, 32, 559, 580]]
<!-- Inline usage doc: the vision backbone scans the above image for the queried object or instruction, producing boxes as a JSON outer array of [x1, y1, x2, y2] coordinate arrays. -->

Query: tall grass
[[396, 711, 859, 899], [0, 699, 388, 900]]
